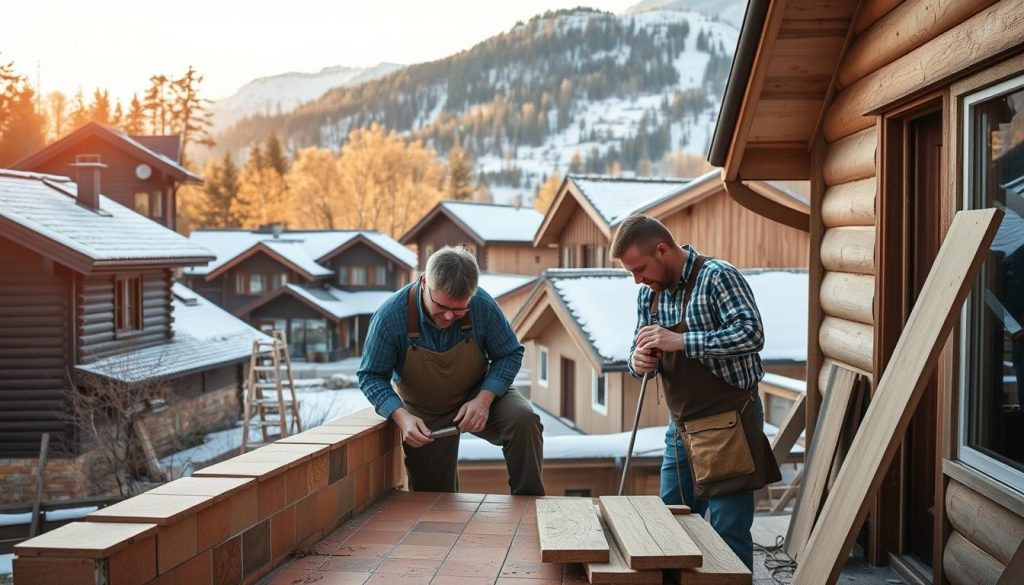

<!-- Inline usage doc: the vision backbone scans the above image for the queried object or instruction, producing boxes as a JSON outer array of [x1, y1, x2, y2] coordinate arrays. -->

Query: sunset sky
[[5, 0, 638, 104]]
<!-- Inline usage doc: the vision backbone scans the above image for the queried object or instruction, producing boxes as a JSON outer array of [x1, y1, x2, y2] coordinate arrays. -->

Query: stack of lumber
[[535, 495, 751, 584]]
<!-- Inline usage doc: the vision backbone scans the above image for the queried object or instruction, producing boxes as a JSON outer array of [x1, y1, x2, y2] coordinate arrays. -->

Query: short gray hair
[[425, 246, 479, 300]]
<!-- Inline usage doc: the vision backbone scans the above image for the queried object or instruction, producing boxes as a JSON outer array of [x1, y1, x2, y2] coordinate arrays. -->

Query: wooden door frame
[[875, 90, 950, 575]]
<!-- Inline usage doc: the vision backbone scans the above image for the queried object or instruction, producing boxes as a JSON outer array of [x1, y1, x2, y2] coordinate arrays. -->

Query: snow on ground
[[0, 554, 10, 576]]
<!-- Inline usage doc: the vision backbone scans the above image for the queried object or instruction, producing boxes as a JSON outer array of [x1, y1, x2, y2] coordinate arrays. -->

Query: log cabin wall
[[817, 0, 1024, 579], [659, 189, 810, 269], [0, 235, 72, 456], [76, 269, 173, 364], [555, 205, 609, 268], [411, 216, 483, 270], [484, 244, 558, 276]]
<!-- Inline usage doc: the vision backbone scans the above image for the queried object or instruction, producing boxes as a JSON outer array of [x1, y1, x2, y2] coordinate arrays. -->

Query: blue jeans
[[660, 396, 763, 570]]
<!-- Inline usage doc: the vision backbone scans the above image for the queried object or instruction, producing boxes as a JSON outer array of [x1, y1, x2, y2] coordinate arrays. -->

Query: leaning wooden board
[[792, 208, 1003, 584], [671, 514, 751, 585], [599, 495, 702, 570], [535, 497, 609, 563], [586, 505, 662, 585]]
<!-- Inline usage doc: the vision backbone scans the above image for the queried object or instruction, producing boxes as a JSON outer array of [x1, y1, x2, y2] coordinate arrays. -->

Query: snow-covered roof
[[77, 283, 270, 384], [569, 175, 690, 225], [283, 285, 394, 320], [477, 273, 535, 299], [184, 229, 415, 277], [439, 201, 545, 243], [0, 169, 213, 270], [537, 266, 808, 367], [992, 205, 1024, 256]]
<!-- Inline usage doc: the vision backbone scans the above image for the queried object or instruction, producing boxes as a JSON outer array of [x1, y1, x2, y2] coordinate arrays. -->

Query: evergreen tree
[[69, 88, 90, 130], [0, 81, 45, 166], [171, 65, 214, 165], [445, 134, 475, 201], [111, 100, 124, 129], [89, 88, 112, 125], [143, 74, 171, 134], [262, 133, 288, 176], [192, 153, 241, 228], [45, 91, 68, 140], [122, 94, 146, 135]]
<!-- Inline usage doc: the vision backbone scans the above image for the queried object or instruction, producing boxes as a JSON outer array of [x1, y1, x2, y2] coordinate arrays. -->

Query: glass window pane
[[249, 273, 264, 294], [133, 192, 149, 215], [151, 191, 163, 218], [305, 319, 329, 353], [376, 266, 387, 286], [352, 267, 367, 285], [963, 78, 1024, 474], [337, 267, 348, 286]]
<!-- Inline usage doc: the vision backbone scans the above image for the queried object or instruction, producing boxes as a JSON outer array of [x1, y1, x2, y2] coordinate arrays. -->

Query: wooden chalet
[[13, 122, 202, 230], [709, 0, 1024, 581], [400, 200, 559, 276], [535, 171, 811, 269], [0, 169, 266, 505], [512, 268, 808, 436], [184, 228, 416, 360]]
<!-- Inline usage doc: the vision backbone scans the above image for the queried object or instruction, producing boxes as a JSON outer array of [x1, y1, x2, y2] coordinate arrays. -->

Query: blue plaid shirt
[[357, 282, 524, 420], [628, 245, 765, 389]]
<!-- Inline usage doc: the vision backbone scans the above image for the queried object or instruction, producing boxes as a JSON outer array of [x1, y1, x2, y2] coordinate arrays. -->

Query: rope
[[754, 534, 798, 583]]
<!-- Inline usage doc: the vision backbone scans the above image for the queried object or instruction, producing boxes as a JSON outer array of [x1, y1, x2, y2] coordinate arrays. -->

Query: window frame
[[114, 274, 143, 335], [537, 345, 549, 387], [592, 369, 607, 415], [351, 266, 368, 286], [956, 70, 1024, 492]]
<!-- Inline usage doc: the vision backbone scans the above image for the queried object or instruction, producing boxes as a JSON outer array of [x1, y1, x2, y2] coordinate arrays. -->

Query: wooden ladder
[[241, 330, 303, 453]]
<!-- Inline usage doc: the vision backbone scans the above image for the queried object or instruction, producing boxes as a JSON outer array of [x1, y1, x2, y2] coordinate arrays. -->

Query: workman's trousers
[[402, 389, 545, 496], [659, 395, 764, 570]]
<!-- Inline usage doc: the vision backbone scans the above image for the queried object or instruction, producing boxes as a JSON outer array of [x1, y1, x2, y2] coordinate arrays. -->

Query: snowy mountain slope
[[211, 62, 403, 130]]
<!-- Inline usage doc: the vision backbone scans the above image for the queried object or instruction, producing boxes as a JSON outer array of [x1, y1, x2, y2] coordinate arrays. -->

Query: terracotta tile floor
[[260, 492, 589, 585]]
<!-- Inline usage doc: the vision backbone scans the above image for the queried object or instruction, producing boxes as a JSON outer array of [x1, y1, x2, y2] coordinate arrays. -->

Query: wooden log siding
[[852, 0, 904, 34], [76, 270, 173, 364], [944, 531, 1003, 585], [945, 480, 1024, 566], [838, 0, 1001, 88], [824, 0, 1024, 142], [821, 227, 876, 274], [0, 239, 72, 456], [819, 317, 874, 372], [820, 272, 875, 325], [822, 179, 876, 227], [817, 358, 873, 397], [823, 127, 877, 186]]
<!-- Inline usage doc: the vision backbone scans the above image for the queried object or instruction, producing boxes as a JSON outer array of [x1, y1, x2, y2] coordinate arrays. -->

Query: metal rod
[[430, 426, 460, 439], [618, 372, 650, 496]]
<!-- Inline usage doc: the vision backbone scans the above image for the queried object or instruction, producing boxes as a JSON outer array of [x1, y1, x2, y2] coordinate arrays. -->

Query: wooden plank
[[671, 515, 752, 585], [771, 393, 806, 464], [770, 467, 803, 514], [28, 433, 49, 538], [667, 505, 692, 515], [586, 506, 662, 584], [945, 480, 1024, 565], [785, 365, 859, 560], [535, 497, 609, 563], [723, 180, 810, 231], [735, 146, 811, 181], [599, 495, 702, 570], [792, 208, 1003, 584]]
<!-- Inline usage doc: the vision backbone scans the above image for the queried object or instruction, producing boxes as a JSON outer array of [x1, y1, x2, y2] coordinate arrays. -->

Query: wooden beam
[[536, 498, 609, 563], [821, 226, 876, 275], [724, 0, 790, 182], [791, 208, 1003, 585], [839, 0, 1000, 88], [819, 316, 874, 371], [586, 506, 662, 585], [785, 366, 860, 560], [722, 180, 810, 232], [820, 272, 875, 325], [823, 127, 877, 187], [671, 515, 752, 585], [771, 393, 806, 464], [598, 495, 702, 570], [822, 179, 876, 227], [824, 0, 1024, 141], [805, 136, 827, 448], [734, 146, 811, 181], [852, 0, 903, 34]]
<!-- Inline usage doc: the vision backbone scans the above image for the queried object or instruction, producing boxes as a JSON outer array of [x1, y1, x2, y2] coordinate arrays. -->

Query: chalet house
[[477, 273, 536, 321], [184, 228, 416, 360], [13, 122, 202, 230], [708, 0, 1024, 581], [400, 200, 559, 276], [0, 169, 266, 505], [512, 268, 808, 435], [535, 171, 811, 269]]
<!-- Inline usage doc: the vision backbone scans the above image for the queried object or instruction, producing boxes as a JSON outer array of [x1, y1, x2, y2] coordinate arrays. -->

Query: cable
[[754, 534, 798, 584]]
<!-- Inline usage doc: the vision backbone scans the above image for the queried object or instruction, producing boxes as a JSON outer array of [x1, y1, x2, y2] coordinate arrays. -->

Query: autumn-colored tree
[[171, 65, 214, 165], [68, 89, 90, 130], [658, 150, 711, 178], [231, 143, 292, 228], [336, 123, 444, 237], [45, 91, 68, 140], [189, 153, 242, 229], [288, 147, 342, 229], [0, 60, 45, 166], [533, 172, 562, 214], [89, 88, 113, 125], [143, 74, 172, 134], [263, 133, 288, 176]]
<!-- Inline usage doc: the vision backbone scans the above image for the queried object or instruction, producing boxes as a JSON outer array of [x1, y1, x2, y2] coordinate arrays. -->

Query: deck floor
[[259, 492, 907, 585]]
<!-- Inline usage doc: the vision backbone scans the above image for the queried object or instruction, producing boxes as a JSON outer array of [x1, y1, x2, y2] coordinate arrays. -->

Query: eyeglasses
[[426, 285, 471, 316]]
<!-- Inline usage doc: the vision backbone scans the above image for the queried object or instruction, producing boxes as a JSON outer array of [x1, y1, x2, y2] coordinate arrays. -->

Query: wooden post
[[29, 433, 49, 538]]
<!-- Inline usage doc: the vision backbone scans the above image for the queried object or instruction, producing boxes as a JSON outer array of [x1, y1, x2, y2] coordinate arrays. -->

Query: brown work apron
[[659, 255, 781, 499], [394, 283, 489, 423]]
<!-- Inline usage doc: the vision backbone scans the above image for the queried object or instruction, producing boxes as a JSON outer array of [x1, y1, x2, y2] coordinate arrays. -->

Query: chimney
[[68, 161, 107, 211]]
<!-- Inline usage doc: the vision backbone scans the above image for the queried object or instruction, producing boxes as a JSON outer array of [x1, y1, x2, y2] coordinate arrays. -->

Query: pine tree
[[143, 74, 171, 134], [122, 94, 146, 135], [89, 88, 112, 125], [445, 134, 475, 201], [45, 91, 68, 140], [68, 88, 90, 130], [171, 65, 214, 165], [191, 153, 241, 228], [111, 100, 124, 129], [0, 58, 19, 136], [0, 81, 45, 166], [262, 133, 288, 176]]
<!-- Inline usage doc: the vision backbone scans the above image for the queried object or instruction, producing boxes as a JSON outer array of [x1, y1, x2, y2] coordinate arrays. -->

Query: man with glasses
[[358, 246, 545, 495]]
